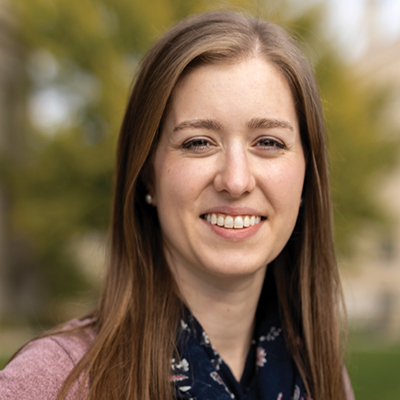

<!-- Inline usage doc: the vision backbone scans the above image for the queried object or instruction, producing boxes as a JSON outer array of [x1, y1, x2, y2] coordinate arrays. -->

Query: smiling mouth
[[201, 213, 265, 229]]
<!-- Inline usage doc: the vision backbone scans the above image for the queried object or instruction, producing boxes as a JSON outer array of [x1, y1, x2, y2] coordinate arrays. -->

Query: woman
[[0, 10, 353, 400]]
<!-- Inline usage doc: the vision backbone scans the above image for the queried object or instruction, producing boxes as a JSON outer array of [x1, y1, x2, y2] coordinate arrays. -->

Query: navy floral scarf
[[171, 307, 309, 400]]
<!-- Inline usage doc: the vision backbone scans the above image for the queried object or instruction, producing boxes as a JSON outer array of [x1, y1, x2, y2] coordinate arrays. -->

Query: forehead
[[163, 56, 298, 131], [175, 56, 288, 92]]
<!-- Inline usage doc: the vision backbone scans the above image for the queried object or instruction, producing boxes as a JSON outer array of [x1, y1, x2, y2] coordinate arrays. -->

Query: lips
[[202, 213, 263, 229]]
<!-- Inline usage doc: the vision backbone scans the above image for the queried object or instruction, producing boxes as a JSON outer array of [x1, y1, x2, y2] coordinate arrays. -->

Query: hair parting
[[37, 10, 347, 400]]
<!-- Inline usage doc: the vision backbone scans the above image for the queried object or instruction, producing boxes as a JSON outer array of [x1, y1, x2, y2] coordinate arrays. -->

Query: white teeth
[[234, 216, 243, 229], [205, 213, 262, 229], [224, 216, 234, 228]]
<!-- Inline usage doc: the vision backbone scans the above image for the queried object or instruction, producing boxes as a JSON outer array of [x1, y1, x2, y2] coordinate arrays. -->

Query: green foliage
[[349, 350, 400, 400], [6, 0, 397, 309], [0, 357, 8, 370], [320, 57, 397, 254], [284, 5, 398, 254], [9, 0, 208, 315]]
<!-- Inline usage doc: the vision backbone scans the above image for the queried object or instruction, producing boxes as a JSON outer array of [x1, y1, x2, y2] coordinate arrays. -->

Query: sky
[[323, 0, 400, 59]]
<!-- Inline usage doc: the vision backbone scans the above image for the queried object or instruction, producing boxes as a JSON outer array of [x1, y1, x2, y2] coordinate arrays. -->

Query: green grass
[[348, 350, 400, 400]]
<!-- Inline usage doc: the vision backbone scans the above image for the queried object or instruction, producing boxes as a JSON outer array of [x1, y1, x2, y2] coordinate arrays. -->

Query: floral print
[[293, 385, 300, 400], [170, 374, 189, 382], [171, 309, 309, 400], [171, 357, 189, 372], [170, 357, 192, 393], [180, 319, 191, 332], [256, 346, 267, 368], [210, 371, 235, 399], [259, 326, 282, 342], [199, 326, 223, 370]]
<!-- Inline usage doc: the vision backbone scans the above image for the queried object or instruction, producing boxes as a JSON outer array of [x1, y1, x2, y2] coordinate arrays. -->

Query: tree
[[5, 0, 396, 322], [283, 7, 398, 254]]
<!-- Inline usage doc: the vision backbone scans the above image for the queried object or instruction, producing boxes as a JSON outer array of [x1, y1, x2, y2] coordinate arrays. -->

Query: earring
[[300, 198, 303, 207], [145, 194, 153, 205]]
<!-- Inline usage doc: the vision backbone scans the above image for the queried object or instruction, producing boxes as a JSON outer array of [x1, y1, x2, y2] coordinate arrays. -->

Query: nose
[[213, 145, 256, 198]]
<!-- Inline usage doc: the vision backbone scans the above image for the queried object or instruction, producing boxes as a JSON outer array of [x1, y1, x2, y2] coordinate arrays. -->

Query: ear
[[146, 185, 156, 207], [141, 159, 157, 207]]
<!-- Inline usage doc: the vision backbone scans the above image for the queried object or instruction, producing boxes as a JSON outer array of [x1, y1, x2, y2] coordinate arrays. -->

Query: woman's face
[[152, 57, 305, 283]]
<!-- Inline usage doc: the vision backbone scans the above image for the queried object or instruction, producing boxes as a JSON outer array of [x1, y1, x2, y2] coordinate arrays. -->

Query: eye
[[254, 137, 286, 150], [182, 137, 214, 152]]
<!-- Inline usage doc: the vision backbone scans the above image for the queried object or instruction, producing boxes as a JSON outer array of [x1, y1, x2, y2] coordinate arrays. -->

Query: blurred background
[[0, 0, 399, 398]]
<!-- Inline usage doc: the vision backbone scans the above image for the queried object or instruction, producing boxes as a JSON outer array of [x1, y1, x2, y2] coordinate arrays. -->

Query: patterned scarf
[[171, 307, 309, 400]]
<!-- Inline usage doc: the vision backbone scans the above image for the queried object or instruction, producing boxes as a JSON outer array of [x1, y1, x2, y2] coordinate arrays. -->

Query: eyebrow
[[173, 119, 222, 132], [247, 117, 294, 132], [172, 117, 294, 132]]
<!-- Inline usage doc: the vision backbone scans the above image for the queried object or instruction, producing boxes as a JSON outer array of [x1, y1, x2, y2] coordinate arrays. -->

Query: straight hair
[[55, 10, 346, 400]]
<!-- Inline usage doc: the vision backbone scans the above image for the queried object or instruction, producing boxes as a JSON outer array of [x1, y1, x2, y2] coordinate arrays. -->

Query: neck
[[173, 267, 267, 381]]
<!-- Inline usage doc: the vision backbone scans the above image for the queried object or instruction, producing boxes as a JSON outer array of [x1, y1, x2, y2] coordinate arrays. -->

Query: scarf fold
[[171, 309, 309, 400]]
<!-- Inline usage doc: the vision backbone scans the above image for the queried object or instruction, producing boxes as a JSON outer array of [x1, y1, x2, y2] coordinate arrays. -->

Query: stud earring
[[145, 194, 153, 205]]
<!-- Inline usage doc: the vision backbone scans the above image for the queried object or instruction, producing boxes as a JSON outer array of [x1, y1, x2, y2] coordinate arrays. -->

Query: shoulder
[[0, 318, 95, 400], [343, 366, 355, 400]]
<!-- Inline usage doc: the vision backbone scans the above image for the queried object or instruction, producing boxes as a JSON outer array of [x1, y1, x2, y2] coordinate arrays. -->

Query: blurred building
[[342, 36, 400, 339]]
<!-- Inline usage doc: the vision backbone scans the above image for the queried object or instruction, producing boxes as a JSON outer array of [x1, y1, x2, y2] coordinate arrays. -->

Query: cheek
[[263, 159, 305, 209], [154, 155, 211, 213]]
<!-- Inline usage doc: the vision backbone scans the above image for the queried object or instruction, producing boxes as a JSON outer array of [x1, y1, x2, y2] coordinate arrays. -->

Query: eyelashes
[[254, 137, 286, 149], [181, 136, 286, 153], [182, 138, 215, 151]]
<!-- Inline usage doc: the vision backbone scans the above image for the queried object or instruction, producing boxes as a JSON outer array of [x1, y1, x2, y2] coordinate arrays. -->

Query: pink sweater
[[0, 319, 355, 400], [0, 319, 93, 400]]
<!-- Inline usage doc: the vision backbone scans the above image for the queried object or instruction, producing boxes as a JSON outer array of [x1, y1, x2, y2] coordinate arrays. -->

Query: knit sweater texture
[[0, 319, 93, 400]]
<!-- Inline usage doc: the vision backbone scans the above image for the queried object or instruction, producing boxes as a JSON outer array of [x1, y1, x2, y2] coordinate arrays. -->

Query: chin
[[200, 257, 269, 279]]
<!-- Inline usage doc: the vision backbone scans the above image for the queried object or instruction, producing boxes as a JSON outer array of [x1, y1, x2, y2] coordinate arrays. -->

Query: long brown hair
[[57, 10, 346, 400]]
